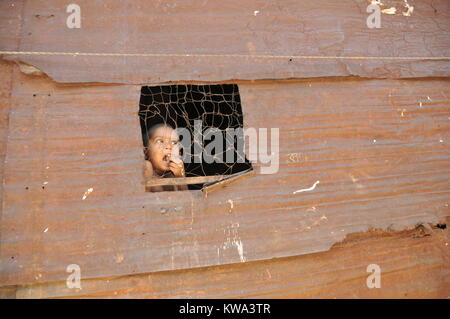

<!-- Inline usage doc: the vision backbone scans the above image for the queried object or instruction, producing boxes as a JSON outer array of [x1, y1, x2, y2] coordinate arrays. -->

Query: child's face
[[148, 126, 181, 174]]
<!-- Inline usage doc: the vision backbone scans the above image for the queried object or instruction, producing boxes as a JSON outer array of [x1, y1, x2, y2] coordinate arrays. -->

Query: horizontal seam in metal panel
[[1, 51, 450, 60]]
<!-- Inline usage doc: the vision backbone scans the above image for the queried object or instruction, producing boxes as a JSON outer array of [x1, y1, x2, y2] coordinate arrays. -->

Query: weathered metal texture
[[1, 0, 450, 83], [0, 66, 448, 287], [0, 62, 13, 247], [5, 225, 450, 298], [0, 1, 23, 50], [0, 0, 22, 226], [0, 0, 449, 298]]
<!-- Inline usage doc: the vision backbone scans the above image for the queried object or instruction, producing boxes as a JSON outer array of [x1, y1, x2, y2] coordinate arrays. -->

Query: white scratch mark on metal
[[222, 222, 246, 262], [227, 199, 234, 213], [235, 240, 245, 262], [382, 7, 396, 14], [82, 188, 93, 200], [293, 180, 320, 194]]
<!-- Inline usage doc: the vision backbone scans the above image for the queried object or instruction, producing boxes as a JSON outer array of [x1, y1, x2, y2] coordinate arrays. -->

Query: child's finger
[[169, 162, 185, 177], [169, 155, 183, 164], [169, 161, 183, 169]]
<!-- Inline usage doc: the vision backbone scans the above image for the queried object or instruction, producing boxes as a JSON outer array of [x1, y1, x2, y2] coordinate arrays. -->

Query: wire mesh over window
[[139, 84, 252, 190]]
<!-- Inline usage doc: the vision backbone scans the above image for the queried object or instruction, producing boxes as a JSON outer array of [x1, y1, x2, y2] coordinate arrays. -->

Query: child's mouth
[[162, 155, 170, 164]]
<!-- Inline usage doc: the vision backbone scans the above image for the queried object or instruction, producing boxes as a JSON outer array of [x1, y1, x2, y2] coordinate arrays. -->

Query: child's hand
[[168, 154, 185, 177]]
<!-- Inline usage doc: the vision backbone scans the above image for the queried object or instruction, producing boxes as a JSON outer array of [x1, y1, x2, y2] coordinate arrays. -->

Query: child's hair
[[146, 123, 174, 141]]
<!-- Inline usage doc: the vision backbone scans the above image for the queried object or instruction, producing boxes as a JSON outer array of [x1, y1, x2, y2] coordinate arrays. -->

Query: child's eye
[[171, 141, 179, 145], [155, 139, 164, 144]]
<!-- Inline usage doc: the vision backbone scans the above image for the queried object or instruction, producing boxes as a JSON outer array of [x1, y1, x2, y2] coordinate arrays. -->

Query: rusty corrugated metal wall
[[0, 0, 449, 298]]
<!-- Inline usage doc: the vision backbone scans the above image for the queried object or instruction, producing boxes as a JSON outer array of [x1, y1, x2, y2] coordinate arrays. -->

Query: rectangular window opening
[[139, 84, 253, 192]]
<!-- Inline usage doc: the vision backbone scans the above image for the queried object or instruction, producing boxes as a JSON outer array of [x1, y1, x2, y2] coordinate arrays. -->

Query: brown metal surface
[[0, 62, 13, 251], [0, 67, 448, 286], [5, 224, 450, 298], [1, 0, 450, 83], [0, 0, 449, 298]]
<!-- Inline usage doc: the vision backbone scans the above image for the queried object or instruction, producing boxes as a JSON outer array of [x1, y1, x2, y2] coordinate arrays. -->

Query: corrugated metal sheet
[[6, 225, 450, 298], [0, 70, 448, 286], [2, 0, 450, 83], [0, 0, 449, 298]]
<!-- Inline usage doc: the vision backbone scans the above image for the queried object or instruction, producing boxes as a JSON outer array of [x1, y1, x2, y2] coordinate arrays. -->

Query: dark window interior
[[139, 84, 252, 190]]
